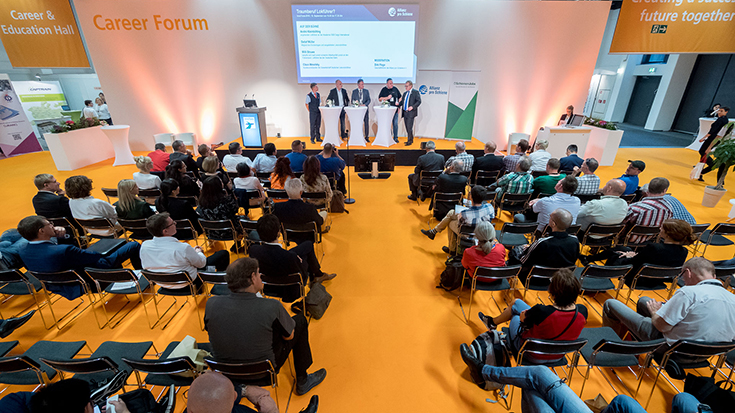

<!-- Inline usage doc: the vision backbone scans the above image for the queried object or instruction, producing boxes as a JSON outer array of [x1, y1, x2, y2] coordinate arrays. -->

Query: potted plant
[[702, 122, 735, 207]]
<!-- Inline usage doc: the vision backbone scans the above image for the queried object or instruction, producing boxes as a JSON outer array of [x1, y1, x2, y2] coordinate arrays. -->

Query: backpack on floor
[[469, 330, 511, 391], [437, 257, 464, 291]]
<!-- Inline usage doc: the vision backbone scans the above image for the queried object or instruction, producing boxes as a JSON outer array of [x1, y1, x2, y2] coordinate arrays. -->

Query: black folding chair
[[239, 219, 265, 249], [261, 273, 306, 304], [199, 219, 241, 254], [303, 191, 330, 213], [140, 270, 203, 330], [459, 265, 521, 323], [122, 340, 203, 392], [48, 217, 87, 248], [429, 192, 463, 223], [29, 270, 97, 330], [495, 192, 532, 221], [0, 340, 87, 389], [625, 265, 682, 305], [85, 268, 153, 329], [474, 170, 501, 187], [118, 219, 154, 242], [417, 170, 442, 203], [0, 269, 43, 319], [101, 188, 118, 204], [698, 223, 735, 258], [622, 225, 661, 250], [688, 223, 710, 256], [198, 271, 230, 296], [576, 265, 631, 316], [174, 219, 200, 245], [204, 358, 280, 409], [523, 266, 576, 302], [266, 189, 289, 202], [579, 224, 625, 253], [497, 222, 538, 248], [76, 218, 124, 240]]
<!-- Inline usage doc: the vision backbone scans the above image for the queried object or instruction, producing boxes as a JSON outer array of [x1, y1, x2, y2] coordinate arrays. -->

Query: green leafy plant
[[583, 117, 617, 130], [51, 117, 105, 133], [710, 121, 735, 190]]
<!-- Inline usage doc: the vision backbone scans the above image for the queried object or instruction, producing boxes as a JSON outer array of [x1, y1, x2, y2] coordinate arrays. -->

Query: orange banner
[[0, 0, 88, 67], [610, 0, 735, 54]]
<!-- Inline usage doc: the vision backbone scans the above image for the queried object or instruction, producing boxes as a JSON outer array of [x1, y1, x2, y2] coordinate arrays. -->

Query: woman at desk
[[558, 105, 575, 126]]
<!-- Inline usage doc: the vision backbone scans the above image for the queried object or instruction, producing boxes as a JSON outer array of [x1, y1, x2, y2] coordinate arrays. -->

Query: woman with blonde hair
[[115, 179, 155, 220], [202, 155, 232, 192], [461, 221, 506, 281], [133, 156, 161, 189]]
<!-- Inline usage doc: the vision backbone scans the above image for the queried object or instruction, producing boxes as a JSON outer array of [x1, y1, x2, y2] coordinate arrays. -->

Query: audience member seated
[[662, 191, 696, 225], [204, 257, 327, 396], [559, 144, 583, 171], [508, 209, 580, 283], [516, 176, 580, 233], [624, 177, 673, 244], [165, 159, 200, 198], [270, 157, 296, 190], [431, 159, 468, 218], [475, 268, 587, 362], [196, 143, 213, 172], [222, 142, 253, 171], [619, 159, 645, 195], [472, 141, 504, 175], [156, 178, 203, 234], [0, 229, 27, 270], [170, 139, 200, 180], [572, 157, 601, 195], [503, 139, 529, 174], [115, 180, 155, 221], [407, 140, 445, 201], [197, 177, 241, 251], [603, 257, 735, 372], [528, 139, 551, 172], [17, 215, 141, 299], [146, 142, 170, 173], [461, 221, 506, 280], [300, 155, 333, 208], [248, 214, 335, 298], [202, 156, 232, 192], [132, 155, 161, 189], [585, 219, 695, 287], [253, 143, 278, 174], [531, 158, 565, 196], [285, 139, 308, 173], [140, 213, 229, 290], [66, 175, 121, 237], [317, 143, 347, 193], [576, 179, 628, 230], [491, 157, 533, 198], [444, 141, 473, 172], [233, 163, 266, 207], [421, 186, 494, 255], [273, 179, 327, 244], [32, 173, 73, 221]]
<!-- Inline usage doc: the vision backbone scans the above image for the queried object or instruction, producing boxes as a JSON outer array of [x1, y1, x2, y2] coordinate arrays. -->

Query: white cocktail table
[[102, 125, 135, 166], [373, 106, 397, 147], [319, 106, 344, 147], [345, 106, 368, 147]]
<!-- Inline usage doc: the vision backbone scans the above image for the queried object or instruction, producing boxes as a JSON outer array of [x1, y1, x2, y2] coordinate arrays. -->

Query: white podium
[[319, 106, 344, 147], [102, 125, 135, 166], [45, 126, 114, 171], [373, 106, 397, 147], [536, 126, 590, 159], [686, 117, 732, 152], [345, 106, 367, 147], [585, 126, 624, 166]]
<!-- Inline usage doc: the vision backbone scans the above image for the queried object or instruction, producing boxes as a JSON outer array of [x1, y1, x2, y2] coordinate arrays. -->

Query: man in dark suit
[[248, 214, 335, 299], [431, 159, 469, 219], [170, 139, 200, 180], [17, 215, 142, 299], [398, 80, 422, 146], [559, 144, 584, 171], [407, 141, 445, 201], [273, 179, 326, 245], [351, 79, 371, 142], [327, 80, 350, 139], [32, 174, 72, 219], [472, 141, 504, 175]]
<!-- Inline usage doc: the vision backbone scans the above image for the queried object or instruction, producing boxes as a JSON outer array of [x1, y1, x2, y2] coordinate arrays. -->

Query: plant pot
[[702, 186, 727, 208]]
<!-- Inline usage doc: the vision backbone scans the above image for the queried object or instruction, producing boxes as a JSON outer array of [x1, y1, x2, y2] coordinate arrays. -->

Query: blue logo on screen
[[243, 120, 254, 129], [419, 85, 428, 95]]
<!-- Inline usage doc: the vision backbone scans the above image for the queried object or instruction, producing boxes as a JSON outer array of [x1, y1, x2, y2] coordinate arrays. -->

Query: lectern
[[236, 106, 267, 148]]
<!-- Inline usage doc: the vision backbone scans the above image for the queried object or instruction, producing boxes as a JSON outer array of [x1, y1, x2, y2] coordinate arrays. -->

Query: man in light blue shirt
[[516, 176, 581, 233], [285, 140, 307, 173]]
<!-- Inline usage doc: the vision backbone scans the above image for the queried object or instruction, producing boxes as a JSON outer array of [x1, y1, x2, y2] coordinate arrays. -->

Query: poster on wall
[[0, 74, 43, 157], [13, 81, 67, 121], [0, 0, 89, 67], [446, 71, 480, 141], [415, 70, 450, 139], [610, 0, 735, 53]]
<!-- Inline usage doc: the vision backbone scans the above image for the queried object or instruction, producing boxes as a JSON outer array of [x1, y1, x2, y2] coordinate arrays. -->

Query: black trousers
[[404, 114, 416, 142], [309, 111, 321, 142], [203, 250, 230, 271], [338, 108, 347, 138], [290, 241, 323, 281], [699, 137, 726, 179], [273, 313, 313, 378], [363, 111, 370, 139], [336, 173, 347, 193], [408, 173, 419, 196]]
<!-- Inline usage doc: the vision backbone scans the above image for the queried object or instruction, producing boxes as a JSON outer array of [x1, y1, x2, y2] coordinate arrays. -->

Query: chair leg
[[467, 277, 478, 325]]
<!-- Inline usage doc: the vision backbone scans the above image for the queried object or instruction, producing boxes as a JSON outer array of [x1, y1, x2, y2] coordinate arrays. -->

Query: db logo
[[388, 7, 396, 17], [419, 85, 428, 95]]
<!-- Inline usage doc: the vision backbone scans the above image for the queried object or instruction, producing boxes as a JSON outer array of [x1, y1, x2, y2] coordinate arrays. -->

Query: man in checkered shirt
[[624, 177, 673, 244], [572, 158, 601, 195], [491, 157, 534, 198], [503, 139, 530, 173], [444, 141, 474, 173], [421, 186, 494, 254]]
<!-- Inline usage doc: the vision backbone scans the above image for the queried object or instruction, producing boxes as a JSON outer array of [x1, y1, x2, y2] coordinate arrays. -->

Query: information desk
[[686, 117, 732, 152], [102, 125, 135, 166], [536, 126, 590, 159], [345, 106, 367, 147], [319, 106, 344, 147], [45, 126, 114, 171], [373, 106, 397, 148]]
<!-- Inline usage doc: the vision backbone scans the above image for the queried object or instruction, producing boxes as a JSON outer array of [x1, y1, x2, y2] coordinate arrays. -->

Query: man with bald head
[[327, 80, 350, 139], [576, 179, 629, 230], [472, 141, 504, 175], [509, 208, 580, 283], [444, 141, 474, 172]]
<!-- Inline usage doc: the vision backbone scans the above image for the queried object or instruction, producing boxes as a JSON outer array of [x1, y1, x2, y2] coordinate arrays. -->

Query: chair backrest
[[575, 193, 601, 204], [261, 273, 304, 302], [419, 170, 442, 184], [541, 224, 581, 238], [715, 266, 735, 285], [0, 356, 44, 380], [118, 219, 153, 241], [141, 270, 196, 292], [518, 338, 588, 361], [227, 171, 239, 179], [662, 340, 735, 362], [473, 265, 521, 283], [174, 219, 199, 242], [528, 266, 576, 279], [499, 192, 532, 204], [153, 133, 174, 145], [581, 224, 625, 246], [621, 194, 635, 204], [266, 189, 289, 200], [138, 188, 161, 199], [122, 356, 197, 376], [170, 195, 198, 207], [302, 191, 327, 202], [76, 218, 118, 237], [101, 188, 118, 203], [40, 356, 119, 375], [433, 192, 463, 204], [624, 225, 661, 245], [282, 222, 319, 245], [710, 223, 735, 236], [531, 170, 548, 178], [474, 169, 501, 186], [85, 268, 143, 293], [690, 223, 710, 239], [203, 358, 276, 386], [630, 265, 682, 290], [199, 219, 237, 241], [580, 264, 632, 280], [0, 269, 36, 294], [31, 270, 90, 294], [198, 271, 227, 285], [499, 222, 537, 236], [47, 217, 85, 247], [591, 338, 665, 359]]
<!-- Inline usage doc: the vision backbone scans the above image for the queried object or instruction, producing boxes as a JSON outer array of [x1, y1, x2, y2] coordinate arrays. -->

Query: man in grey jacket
[[351, 79, 371, 142]]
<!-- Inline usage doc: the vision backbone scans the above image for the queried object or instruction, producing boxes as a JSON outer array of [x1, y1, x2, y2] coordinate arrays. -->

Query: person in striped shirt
[[491, 157, 534, 198], [572, 158, 601, 195], [624, 178, 674, 244]]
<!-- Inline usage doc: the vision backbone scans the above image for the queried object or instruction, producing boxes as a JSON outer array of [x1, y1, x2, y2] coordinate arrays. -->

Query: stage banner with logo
[[446, 71, 480, 141], [415, 70, 450, 139], [13, 81, 67, 121], [610, 0, 735, 54], [0, 74, 42, 157], [0, 0, 89, 67]]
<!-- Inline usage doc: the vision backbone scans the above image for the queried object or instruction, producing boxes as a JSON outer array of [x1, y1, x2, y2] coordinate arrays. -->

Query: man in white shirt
[[82, 100, 98, 120], [222, 142, 253, 172], [576, 179, 628, 230], [528, 140, 551, 172], [140, 213, 230, 289], [252, 143, 278, 173], [515, 176, 581, 233]]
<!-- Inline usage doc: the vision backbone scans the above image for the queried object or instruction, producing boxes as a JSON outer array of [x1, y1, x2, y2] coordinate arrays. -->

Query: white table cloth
[[102, 125, 135, 166], [345, 106, 368, 147], [373, 106, 397, 148], [319, 106, 344, 147], [686, 117, 732, 152]]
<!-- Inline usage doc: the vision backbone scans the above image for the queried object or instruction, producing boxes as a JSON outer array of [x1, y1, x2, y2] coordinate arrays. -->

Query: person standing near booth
[[398, 80, 421, 146], [378, 78, 401, 143], [327, 80, 350, 139], [305, 83, 322, 144], [351, 79, 371, 142]]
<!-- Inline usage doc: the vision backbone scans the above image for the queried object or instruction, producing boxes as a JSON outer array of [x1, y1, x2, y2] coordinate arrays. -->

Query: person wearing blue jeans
[[671, 392, 709, 413]]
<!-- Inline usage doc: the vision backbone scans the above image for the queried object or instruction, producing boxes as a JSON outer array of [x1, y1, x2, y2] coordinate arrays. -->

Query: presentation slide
[[291, 5, 418, 84]]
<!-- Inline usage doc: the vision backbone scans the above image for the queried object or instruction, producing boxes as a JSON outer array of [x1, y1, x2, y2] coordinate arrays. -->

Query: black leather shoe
[[405, 141, 413, 146], [407, 194, 417, 201], [316, 138, 323, 142], [296, 368, 327, 395], [460, 343, 486, 389], [393, 138, 399, 143], [442, 246, 452, 254], [310, 139, 315, 144], [0, 310, 35, 338], [300, 395, 319, 413]]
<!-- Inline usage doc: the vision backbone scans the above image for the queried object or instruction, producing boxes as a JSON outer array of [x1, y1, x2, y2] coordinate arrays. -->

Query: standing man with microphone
[[327, 80, 350, 140], [378, 78, 402, 143], [305, 83, 322, 144], [399, 80, 421, 146], [351, 79, 371, 142]]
